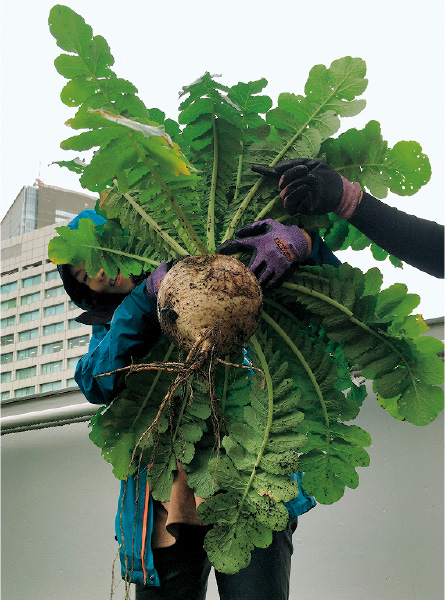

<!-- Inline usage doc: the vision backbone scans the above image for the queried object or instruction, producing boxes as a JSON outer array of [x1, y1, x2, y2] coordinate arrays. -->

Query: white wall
[[2, 422, 122, 600], [2, 343, 443, 600]]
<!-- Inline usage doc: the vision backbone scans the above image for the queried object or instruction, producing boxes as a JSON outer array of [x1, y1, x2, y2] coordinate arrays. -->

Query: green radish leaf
[[49, 5, 94, 55], [51, 158, 86, 175], [101, 432, 136, 480], [413, 337, 444, 354], [397, 384, 444, 426], [280, 264, 443, 427], [184, 442, 220, 498], [61, 127, 127, 151], [384, 141, 432, 196], [375, 283, 420, 320], [377, 395, 405, 421], [201, 505, 267, 573], [299, 452, 350, 504], [245, 489, 290, 530], [60, 76, 99, 106], [48, 218, 148, 276], [147, 450, 177, 502]]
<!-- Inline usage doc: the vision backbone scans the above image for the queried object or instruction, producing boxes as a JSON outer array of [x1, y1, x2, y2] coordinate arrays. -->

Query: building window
[[56, 209, 77, 220], [21, 187, 38, 233], [42, 341, 63, 355], [1, 316, 15, 329], [40, 381, 62, 393], [41, 360, 63, 375], [45, 286, 65, 299], [43, 304, 64, 318], [66, 378, 77, 388], [19, 310, 40, 324], [68, 318, 82, 330], [68, 301, 78, 311], [15, 386, 35, 398], [1, 281, 18, 294], [43, 322, 64, 336], [1, 391, 11, 401], [21, 291, 41, 305], [18, 328, 39, 342], [16, 366, 36, 380], [1, 334, 14, 346], [67, 335, 89, 350], [22, 275, 41, 288], [1, 298, 17, 310], [1, 371, 12, 384], [46, 270, 60, 281], [67, 356, 81, 370], [1, 268, 19, 276], [23, 261, 42, 271], [17, 347, 38, 360], [1, 352, 13, 364]]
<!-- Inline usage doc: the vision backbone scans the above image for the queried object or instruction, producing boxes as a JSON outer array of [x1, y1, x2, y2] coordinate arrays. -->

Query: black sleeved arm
[[348, 193, 444, 278]]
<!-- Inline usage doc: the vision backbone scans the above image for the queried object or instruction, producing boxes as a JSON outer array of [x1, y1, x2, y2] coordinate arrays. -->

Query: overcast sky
[[1, 0, 443, 317]]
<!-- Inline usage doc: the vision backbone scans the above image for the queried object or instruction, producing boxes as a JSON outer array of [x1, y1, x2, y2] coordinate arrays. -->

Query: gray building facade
[[1, 182, 95, 240], [1, 183, 96, 402], [1, 221, 91, 400]]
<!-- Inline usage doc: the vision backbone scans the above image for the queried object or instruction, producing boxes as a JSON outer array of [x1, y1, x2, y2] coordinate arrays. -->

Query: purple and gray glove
[[145, 260, 170, 301], [217, 219, 309, 289], [251, 159, 362, 219]]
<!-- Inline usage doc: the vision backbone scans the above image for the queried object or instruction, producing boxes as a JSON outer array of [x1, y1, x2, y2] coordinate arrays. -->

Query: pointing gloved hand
[[145, 260, 170, 301], [251, 158, 362, 219], [217, 219, 310, 289]]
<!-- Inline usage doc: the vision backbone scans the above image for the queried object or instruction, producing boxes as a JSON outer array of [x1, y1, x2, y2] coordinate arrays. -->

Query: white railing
[[1, 402, 98, 434]]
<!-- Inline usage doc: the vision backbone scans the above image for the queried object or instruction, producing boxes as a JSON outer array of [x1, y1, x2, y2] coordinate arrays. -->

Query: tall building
[[1, 181, 95, 240], [1, 183, 96, 401], [1, 221, 92, 401]]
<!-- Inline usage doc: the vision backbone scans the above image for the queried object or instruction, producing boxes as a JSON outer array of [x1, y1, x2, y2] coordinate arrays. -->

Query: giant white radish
[[157, 254, 263, 358]]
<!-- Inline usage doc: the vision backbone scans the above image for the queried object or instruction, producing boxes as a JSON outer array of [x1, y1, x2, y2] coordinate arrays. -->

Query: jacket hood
[[57, 209, 135, 324]]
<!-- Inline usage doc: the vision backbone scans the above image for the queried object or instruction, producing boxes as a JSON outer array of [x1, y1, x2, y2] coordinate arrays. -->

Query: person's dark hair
[[58, 264, 146, 325]]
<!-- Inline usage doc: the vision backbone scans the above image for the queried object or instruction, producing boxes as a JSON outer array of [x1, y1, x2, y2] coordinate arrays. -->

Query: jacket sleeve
[[306, 231, 341, 267], [349, 193, 444, 278], [74, 280, 162, 405]]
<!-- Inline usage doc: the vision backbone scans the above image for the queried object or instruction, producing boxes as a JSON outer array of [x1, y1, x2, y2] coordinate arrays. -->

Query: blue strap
[[284, 472, 317, 517], [115, 468, 160, 586]]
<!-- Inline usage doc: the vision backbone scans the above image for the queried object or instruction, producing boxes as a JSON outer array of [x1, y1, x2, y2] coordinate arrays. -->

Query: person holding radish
[[56, 207, 342, 599], [249, 159, 444, 278], [57, 165, 443, 596]]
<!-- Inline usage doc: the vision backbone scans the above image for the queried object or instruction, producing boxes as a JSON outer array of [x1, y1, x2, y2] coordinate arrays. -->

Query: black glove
[[251, 159, 345, 215]]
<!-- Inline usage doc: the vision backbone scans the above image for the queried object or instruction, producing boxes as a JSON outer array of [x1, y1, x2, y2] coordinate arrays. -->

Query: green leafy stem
[[207, 105, 219, 253], [208, 334, 276, 522], [240, 334, 275, 504], [118, 184, 189, 257], [90, 242, 160, 268], [52, 8, 208, 258], [281, 281, 416, 382], [127, 137, 208, 255], [222, 72, 355, 242], [260, 310, 331, 441]]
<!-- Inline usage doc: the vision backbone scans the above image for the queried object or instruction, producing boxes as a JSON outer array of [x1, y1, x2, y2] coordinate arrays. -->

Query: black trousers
[[136, 518, 298, 600]]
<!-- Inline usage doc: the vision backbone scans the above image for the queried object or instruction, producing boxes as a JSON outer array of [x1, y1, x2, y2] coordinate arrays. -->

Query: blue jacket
[[71, 217, 339, 585]]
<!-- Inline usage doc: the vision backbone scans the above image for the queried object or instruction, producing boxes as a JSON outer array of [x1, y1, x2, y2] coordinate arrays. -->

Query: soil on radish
[[157, 254, 263, 358]]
